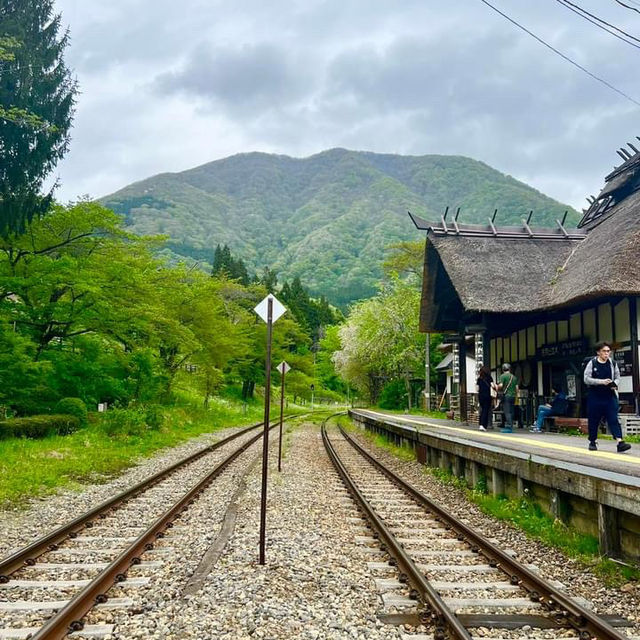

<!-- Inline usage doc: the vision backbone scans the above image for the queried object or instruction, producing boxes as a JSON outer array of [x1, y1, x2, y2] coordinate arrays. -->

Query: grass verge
[[0, 398, 306, 509]]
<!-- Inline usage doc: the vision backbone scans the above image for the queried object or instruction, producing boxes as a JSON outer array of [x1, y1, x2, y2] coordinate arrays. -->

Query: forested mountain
[[102, 149, 578, 307]]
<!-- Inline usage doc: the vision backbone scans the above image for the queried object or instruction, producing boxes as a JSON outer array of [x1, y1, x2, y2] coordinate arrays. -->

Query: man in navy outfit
[[583, 341, 631, 453]]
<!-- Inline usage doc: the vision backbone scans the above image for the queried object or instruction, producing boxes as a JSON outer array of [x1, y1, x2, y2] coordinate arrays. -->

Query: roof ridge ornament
[[408, 210, 586, 241], [578, 135, 640, 229]]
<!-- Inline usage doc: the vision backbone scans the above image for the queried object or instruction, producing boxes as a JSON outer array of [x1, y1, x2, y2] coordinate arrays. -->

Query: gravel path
[[104, 422, 402, 639], [1, 417, 638, 640]]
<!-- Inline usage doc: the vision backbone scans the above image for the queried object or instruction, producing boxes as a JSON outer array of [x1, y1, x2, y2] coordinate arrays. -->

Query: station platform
[[351, 408, 640, 480], [349, 408, 640, 560]]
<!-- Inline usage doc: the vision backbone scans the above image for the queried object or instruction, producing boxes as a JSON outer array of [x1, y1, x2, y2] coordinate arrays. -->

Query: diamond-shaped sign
[[254, 294, 287, 324], [277, 361, 291, 374]]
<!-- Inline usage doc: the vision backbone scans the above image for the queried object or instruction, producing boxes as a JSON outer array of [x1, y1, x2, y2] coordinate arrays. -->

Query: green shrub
[[378, 379, 407, 409], [0, 415, 80, 439], [54, 397, 88, 427], [100, 408, 147, 437], [144, 405, 165, 431]]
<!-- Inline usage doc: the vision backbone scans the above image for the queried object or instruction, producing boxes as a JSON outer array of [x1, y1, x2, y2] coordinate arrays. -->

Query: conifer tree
[[0, 0, 77, 235], [211, 244, 250, 285]]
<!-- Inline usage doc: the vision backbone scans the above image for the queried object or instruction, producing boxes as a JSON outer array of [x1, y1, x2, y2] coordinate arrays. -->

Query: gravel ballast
[[1, 417, 639, 639]]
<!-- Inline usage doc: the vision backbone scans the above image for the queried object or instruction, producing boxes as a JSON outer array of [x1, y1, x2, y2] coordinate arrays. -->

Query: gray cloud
[[51, 0, 640, 210], [155, 43, 312, 115]]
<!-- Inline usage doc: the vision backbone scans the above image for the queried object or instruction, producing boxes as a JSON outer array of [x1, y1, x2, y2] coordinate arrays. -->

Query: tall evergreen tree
[[0, 0, 77, 235], [259, 266, 278, 293], [211, 243, 250, 285]]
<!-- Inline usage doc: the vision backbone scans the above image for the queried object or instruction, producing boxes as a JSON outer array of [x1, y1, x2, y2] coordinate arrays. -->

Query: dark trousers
[[587, 395, 622, 442], [479, 396, 491, 428], [503, 396, 515, 429]]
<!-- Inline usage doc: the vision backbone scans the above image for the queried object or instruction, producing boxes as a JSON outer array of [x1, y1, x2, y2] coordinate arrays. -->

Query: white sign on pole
[[254, 294, 286, 323], [277, 361, 291, 374]]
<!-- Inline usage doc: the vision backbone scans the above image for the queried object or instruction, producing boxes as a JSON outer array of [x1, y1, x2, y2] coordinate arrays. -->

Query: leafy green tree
[[0, 0, 77, 234], [333, 277, 426, 407], [0, 319, 50, 414], [0, 200, 153, 357], [316, 325, 347, 395], [383, 240, 424, 280]]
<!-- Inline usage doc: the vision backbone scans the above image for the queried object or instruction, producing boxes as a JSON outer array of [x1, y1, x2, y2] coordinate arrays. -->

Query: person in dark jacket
[[529, 387, 567, 433], [583, 341, 631, 453], [476, 365, 495, 432]]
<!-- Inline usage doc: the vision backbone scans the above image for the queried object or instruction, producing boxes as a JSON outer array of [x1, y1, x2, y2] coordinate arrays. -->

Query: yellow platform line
[[361, 410, 640, 465]]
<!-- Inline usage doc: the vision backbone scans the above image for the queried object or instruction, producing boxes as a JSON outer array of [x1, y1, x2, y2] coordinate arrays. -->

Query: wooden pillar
[[492, 468, 505, 496], [471, 461, 482, 489], [550, 488, 561, 519], [424, 333, 431, 412], [453, 455, 464, 478], [630, 297, 640, 415], [598, 503, 621, 557], [459, 339, 468, 423]]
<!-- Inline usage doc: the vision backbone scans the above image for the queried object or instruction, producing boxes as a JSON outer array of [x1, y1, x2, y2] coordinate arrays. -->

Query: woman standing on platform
[[477, 365, 495, 432], [583, 341, 631, 453]]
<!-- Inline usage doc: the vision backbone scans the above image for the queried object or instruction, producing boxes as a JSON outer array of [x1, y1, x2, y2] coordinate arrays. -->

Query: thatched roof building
[[412, 140, 640, 420], [412, 144, 640, 333]]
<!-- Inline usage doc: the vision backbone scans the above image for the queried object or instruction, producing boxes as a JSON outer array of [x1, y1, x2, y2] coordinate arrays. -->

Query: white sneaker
[[479, 425, 487, 431]]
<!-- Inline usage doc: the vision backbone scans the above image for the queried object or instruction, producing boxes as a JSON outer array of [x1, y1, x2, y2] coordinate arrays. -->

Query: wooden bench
[[545, 416, 588, 434]]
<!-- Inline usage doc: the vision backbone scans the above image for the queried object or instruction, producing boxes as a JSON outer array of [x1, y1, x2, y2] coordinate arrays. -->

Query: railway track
[[0, 416, 293, 640], [322, 416, 637, 640]]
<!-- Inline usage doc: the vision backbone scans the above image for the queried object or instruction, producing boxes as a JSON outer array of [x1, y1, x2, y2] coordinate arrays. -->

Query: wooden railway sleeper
[[321, 422, 473, 640], [0, 417, 298, 583], [26, 417, 284, 640], [338, 422, 631, 640]]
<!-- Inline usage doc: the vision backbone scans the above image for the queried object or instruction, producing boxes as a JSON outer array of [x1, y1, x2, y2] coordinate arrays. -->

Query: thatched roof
[[427, 235, 579, 313], [551, 187, 640, 306], [415, 176, 640, 332]]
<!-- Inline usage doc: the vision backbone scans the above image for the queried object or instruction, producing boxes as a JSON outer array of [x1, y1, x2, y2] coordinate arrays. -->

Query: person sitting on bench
[[530, 387, 568, 433]]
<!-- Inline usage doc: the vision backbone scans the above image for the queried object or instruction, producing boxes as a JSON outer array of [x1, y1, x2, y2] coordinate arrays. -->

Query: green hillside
[[101, 149, 579, 307]]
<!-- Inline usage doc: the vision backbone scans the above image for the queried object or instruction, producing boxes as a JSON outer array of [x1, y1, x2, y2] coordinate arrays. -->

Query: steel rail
[[0, 415, 298, 581], [338, 424, 629, 640], [321, 419, 472, 640], [31, 418, 284, 640]]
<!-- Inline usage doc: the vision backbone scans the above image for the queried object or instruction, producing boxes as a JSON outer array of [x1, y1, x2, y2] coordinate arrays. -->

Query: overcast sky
[[50, 0, 640, 210]]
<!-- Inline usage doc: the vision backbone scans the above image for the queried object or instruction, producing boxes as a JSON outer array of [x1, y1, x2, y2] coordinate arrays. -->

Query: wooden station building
[[411, 142, 640, 425]]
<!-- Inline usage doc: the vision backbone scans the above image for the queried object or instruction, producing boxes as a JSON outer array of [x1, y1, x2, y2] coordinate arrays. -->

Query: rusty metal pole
[[278, 367, 285, 472], [259, 298, 273, 565]]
